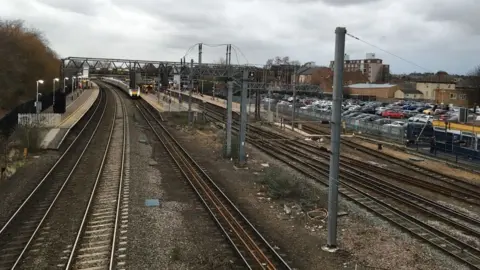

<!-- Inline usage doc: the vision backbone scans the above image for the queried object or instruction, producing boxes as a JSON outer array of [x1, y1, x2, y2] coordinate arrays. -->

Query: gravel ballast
[[125, 99, 241, 270], [163, 111, 470, 270]]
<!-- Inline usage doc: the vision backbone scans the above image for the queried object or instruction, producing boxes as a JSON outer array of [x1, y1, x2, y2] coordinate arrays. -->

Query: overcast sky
[[1, 0, 479, 74]]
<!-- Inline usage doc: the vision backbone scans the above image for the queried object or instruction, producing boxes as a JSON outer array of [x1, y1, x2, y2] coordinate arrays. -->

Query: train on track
[[101, 77, 141, 99]]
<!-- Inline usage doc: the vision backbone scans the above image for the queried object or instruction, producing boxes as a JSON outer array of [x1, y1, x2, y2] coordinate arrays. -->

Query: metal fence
[[0, 86, 76, 136], [261, 103, 407, 144], [17, 113, 61, 128]]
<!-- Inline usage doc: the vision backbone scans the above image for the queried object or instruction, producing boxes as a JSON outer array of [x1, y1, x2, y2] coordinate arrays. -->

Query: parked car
[[375, 107, 388, 115], [384, 121, 406, 127], [360, 115, 382, 121], [382, 110, 405, 119], [374, 118, 392, 125], [408, 114, 432, 123]]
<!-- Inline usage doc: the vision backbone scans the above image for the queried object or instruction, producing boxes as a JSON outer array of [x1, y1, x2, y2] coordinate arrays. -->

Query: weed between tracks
[[258, 168, 322, 210], [169, 246, 181, 261]]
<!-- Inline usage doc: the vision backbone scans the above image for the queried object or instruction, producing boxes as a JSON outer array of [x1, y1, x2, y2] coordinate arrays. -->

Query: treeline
[[0, 19, 60, 111]]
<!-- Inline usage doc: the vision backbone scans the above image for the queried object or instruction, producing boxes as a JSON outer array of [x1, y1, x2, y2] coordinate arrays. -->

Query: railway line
[[199, 101, 480, 269], [62, 83, 129, 270], [0, 88, 107, 269], [207, 102, 480, 204], [135, 98, 293, 270], [0, 84, 131, 270], [299, 123, 480, 192]]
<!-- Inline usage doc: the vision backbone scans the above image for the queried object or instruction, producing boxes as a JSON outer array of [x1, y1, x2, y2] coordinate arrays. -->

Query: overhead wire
[[346, 32, 432, 72], [231, 44, 249, 65]]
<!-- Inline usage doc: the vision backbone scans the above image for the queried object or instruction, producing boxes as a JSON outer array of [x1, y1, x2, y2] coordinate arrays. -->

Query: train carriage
[[100, 77, 141, 99]]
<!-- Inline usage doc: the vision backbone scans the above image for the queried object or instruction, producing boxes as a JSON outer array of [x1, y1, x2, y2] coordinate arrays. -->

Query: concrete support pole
[[238, 70, 248, 164], [60, 60, 65, 93], [291, 66, 297, 130], [188, 59, 194, 125], [324, 27, 346, 252], [267, 73, 272, 122], [225, 81, 233, 157], [198, 43, 203, 65], [227, 44, 231, 65]]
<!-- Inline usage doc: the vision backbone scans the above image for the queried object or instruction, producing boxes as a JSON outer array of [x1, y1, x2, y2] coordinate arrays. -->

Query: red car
[[382, 110, 405, 118]]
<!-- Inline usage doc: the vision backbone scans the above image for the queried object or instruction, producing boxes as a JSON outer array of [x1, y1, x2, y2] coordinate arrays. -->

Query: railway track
[[136, 99, 293, 270], [257, 125, 480, 205], [0, 89, 106, 270], [204, 102, 480, 204], [201, 103, 480, 269], [62, 84, 129, 269], [300, 123, 480, 192]]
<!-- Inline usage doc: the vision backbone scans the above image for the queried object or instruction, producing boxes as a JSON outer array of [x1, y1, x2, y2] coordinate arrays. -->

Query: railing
[[17, 113, 62, 128], [261, 103, 407, 143]]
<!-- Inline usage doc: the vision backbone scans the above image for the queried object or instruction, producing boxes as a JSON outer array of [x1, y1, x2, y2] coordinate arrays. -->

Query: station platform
[[40, 84, 100, 150], [169, 89, 243, 113], [141, 92, 201, 112], [42, 88, 86, 114]]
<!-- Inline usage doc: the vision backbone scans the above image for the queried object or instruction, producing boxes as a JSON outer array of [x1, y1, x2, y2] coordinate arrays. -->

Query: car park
[[382, 110, 405, 118]]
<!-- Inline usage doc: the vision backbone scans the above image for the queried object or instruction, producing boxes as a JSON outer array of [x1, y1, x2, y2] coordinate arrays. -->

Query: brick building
[[414, 71, 480, 107], [295, 66, 368, 94], [345, 83, 399, 100], [329, 53, 390, 83]]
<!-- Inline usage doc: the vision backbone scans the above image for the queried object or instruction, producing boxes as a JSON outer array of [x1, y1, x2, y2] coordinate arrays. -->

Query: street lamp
[[53, 78, 59, 106], [71, 76, 76, 99], [71, 76, 76, 91], [36, 80, 44, 113], [64, 77, 69, 92]]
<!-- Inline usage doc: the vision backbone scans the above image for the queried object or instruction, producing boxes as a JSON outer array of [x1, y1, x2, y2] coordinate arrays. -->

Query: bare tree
[[0, 19, 60, 111], [290, 60, 301, 66], [214, 57, 226, 65], [265, 56, 302, 66], [466, 65, 480, 88], [265, 58, 273, 68]]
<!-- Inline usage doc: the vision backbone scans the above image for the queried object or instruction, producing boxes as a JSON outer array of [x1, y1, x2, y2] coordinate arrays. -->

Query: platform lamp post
[[71, 76, 76, 100], [36, 80, 44, 114], [52, 78, 59, 106], [63, 77, 69, 92]]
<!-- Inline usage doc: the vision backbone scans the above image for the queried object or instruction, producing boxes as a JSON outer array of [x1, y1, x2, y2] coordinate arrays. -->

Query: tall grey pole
[[266, 67, 272, 122], [188, 59, 194, 125], [225, 46, 229, 65], [36, 81, 40, 114], [198, 43, 202, 65], [324, 27, 346, 252], [225, 44, 233, 158], [52, 79, 56, 106], [227, 44, 231, 65], [291, 66, 297, 130], [225, 81, 233, 157], [238, 70, 248, 164]]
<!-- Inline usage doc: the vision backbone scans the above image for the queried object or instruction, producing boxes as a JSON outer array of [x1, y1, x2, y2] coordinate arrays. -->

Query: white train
[[101, 77, 141, 99]]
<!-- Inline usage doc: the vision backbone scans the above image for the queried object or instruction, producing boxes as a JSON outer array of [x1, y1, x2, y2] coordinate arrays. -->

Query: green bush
[[261, 168, 308, 200]]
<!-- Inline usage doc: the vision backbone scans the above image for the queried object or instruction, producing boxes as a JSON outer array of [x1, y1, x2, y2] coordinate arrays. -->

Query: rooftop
[[347, 83, 396, 88], [399, 88, 423, 94]]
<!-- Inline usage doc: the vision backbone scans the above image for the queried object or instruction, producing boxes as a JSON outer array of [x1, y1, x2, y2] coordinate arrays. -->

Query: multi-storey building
[[329, 53, 390, 83]]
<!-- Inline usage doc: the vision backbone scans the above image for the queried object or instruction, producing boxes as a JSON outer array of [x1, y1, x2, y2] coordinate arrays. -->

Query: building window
[[450, 93, 457, 99], [459, 94, 467, 100]]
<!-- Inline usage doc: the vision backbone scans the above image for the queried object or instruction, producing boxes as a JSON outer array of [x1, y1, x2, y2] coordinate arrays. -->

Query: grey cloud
[[36, 0, 103, 16], [1, 0, 479, 74], [424, 4, 480, 35], [278, 0, 383, 5]]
